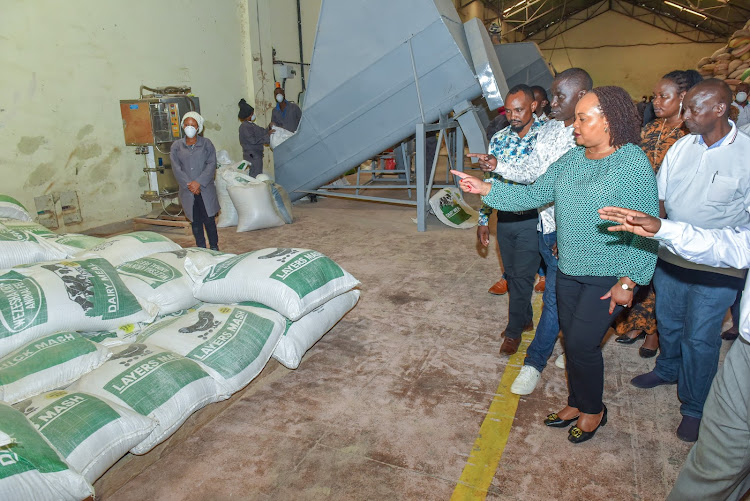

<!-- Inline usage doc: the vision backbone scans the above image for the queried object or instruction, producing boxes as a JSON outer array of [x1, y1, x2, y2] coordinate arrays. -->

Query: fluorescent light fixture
[[663, 0, 707, 19]]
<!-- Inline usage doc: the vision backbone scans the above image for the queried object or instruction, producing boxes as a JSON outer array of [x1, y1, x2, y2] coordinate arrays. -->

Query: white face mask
[[276, 94, 284, 103], [250, 114, 256, 122], [737, 92, 748, 103], [184, 126, 197, 138]]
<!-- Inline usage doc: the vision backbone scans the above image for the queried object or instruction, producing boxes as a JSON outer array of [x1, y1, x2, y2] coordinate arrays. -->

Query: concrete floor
[[92, 186, 724, 501]]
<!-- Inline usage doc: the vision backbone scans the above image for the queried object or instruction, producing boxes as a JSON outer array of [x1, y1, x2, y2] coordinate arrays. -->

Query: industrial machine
[[272, 0, 553, 231], [119, 86, 200, 226]]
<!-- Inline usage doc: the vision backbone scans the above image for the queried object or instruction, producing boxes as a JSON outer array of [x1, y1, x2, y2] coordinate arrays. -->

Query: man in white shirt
[[630, 79, 750, 442], [598, 206, 750, 501], [731, 82, 750, 128], [476, 68, 593, 394]]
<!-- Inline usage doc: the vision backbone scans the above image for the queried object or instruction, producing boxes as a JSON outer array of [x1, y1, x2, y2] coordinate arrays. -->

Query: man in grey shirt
[[271, 86, 302, 133], [170, 111, 220, 250]]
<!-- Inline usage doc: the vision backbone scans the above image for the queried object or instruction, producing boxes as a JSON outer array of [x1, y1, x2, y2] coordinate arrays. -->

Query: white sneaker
[[510, 366, 541, 395], [554, 354, 565, 369]]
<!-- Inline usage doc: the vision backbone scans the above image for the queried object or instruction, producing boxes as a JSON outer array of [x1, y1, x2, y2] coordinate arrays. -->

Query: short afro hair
[[506, 84, 535, 102], [556, 68, 593, 92], [591, 86, 642, 147]]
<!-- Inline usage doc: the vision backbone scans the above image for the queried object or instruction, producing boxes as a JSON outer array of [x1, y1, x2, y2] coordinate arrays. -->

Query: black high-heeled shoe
[[568, 406, 607, 444], [544, 412, 579, 428], [615, 331, 646, 345]]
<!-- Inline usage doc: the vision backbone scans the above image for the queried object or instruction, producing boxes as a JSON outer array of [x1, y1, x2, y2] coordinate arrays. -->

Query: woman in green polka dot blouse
[[453, 86, 659, 444]]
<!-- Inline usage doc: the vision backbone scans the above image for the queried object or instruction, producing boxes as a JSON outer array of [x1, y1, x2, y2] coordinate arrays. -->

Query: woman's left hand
[[450, 170, 491, 196], [600, 284, 634, 314]]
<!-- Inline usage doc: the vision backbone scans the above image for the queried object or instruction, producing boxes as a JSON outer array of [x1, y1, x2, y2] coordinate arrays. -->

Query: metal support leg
[[401, 141, 412, 199], [416, 123, 426, 232], [454, 126, 465, 187]]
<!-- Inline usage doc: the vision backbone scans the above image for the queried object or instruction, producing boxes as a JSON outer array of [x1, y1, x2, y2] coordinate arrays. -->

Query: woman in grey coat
[[238, 98, 270, 177], [170, 111, 219, 250]]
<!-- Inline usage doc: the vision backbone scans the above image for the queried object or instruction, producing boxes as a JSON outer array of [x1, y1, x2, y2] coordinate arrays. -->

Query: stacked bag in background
[[214, 151, 294, 232], [696, 19, 750, 90], [0, 201, 360, 500]]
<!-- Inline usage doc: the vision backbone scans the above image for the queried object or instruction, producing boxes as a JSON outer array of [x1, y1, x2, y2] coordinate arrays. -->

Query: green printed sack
[[118, 248, 235, 315], [75, 231, 181, 267], [0, 402, 93, 501], [0, 220, 68, 270], [69, 344, 221, 454], [428, 187, 479, 229], [0, 257, 158, 359], [14, 390, 156, 483], [138, 304, 286, 396], [270, 289, 360, 369], [0, 332, 110, 404], [186, 248, 360, 321], [0, 196, 32, 222]]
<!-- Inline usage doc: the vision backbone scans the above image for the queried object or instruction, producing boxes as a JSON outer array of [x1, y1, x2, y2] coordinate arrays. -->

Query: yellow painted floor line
[[451, 294, 544, 501]]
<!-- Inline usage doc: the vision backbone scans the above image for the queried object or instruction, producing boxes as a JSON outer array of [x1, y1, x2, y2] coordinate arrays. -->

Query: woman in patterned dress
[[613, 70, 702, 357]]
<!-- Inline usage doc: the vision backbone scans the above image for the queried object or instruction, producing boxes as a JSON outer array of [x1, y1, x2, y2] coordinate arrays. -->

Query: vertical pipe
[[296, 0, 306, 101]]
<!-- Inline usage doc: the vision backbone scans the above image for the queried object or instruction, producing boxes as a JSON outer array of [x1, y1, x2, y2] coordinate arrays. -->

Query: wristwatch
[[620, 280, 634, 291]]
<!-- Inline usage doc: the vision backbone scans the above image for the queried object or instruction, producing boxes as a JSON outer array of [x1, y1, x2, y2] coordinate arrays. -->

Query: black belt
[[513, 209, 537, 216]]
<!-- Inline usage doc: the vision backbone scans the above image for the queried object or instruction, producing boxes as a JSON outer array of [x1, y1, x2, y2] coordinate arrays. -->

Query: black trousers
[[496, 211, 540, 339], [191, 194, 218, 249], [556, 270, 627, 414]]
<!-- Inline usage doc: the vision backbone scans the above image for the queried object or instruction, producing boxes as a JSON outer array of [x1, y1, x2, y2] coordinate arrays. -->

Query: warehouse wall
[[0, 0, 251, 231], [266, 0, 321, 110], [533, 11, 724, 97]]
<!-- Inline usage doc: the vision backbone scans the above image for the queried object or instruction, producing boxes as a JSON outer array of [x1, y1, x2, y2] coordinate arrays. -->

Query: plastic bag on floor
[[228, 183, 286, 232], [429, 187, 479, 229], [0, 332, 111, 404], [0, 257, 158, 359], [216, 162, 250, 228], [269, 126, 295, 150], [269, 289, 360, 369], [0, 402, 94, 501], [117, 248, 235, 315], [0, 196, 32, 222], [14, 390, 156, 483], [185, 248, 360, 321], [0, 221, 69, 270], [138, 304, 287, 396], [268, 182, 293, 224], [69, 344, 221, 455], [75, 231, 181, 267]]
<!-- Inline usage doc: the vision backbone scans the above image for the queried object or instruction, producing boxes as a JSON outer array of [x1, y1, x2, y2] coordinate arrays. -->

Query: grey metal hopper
[[494, 42, 554, 93], [273, 0, 552, 201]]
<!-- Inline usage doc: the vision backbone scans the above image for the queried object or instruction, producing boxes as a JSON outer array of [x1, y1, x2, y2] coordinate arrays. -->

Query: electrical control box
[[120, 96, 200, 146]]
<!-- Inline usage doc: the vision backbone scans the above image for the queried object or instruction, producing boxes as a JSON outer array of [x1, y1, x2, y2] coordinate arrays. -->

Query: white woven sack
[[185, 248, 360, 321], [79, 323, 143, 348], [228, 183, 286, 232], [269, 126, 295, 149], [0, 257, 158, 359], [42, 233, 105, 256], [75, 231, 181, 267], [0, 332, 111, 404], [216, 162, 251, 228], [14, 390, 156, 483], [0, 196, 32, 222], [138, 304, 286, 397], [271, 289, 360, 369], [428, 187, 479, 229], [0, 220, 69, 270], [69, 343, 221, 455], [117, 248, 234, 315], [0, 402, 94, 501]]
